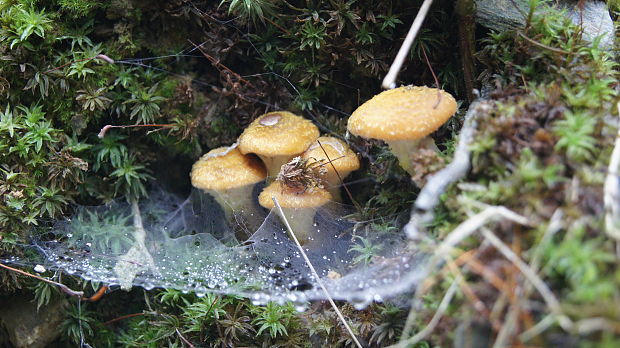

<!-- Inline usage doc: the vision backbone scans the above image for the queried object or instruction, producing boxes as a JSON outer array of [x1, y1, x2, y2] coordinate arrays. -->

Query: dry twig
[[387, 280, 459, 348], [381, 0, 434, 89], [271, 197, 363, 348]]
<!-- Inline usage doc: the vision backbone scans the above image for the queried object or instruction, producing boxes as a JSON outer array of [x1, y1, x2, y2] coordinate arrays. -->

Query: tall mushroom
[[347, 85, 457, 181], [238, 111, 320, 178], [190, 145, 266, 230], [301, 136, 360, 202], [258, 182, 332, 245]]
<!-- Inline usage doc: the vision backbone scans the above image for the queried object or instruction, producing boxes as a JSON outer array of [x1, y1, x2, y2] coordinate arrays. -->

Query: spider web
[[3, 7, 430, 307], [26, 188, 427, 308]]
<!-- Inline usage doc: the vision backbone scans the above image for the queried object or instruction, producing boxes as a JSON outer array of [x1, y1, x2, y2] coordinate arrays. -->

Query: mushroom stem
[[275, 207, 318, 245], [207, 186, 263, 230], [386, 137, 439, 178], [322, 172, 352, 202], [259, 154, 294, 179]]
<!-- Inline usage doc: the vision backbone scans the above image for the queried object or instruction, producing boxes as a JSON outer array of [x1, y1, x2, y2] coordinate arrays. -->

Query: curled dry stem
[[405, 100, 490, 241]]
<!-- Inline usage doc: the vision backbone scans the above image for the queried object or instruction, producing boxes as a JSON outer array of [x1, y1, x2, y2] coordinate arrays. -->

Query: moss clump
[[410, 3, 620, 347]]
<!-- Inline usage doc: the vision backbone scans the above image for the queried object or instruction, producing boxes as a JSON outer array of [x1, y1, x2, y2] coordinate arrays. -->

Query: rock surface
[[475, 0, 615, 49], [0, 293, 67, 348]]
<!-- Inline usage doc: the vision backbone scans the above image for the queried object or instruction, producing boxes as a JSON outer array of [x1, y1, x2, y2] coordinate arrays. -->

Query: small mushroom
[[301, 136, 360, 202], [258, 181, 332, 245], [190, 145, 266, 227], [347, 86, 457, 183], [238, 111, 320, 178]]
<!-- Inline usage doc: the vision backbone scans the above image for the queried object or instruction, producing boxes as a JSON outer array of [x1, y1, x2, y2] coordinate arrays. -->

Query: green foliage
[[124, 84, 166, 124], [348, 235, 381, 265], [220, 0, 277, 24], [299, 21, 328, 50], [62, 303, 95, 345], [111, 156, 153, 201], [182, 293, 228, 334], [1, 4, 53, 49], [543, 224, 617, 303], [250, 301, 299, 338], [553, 110, 597, 162], [57, 0, 99, 17], [30, 279, 58, 311]]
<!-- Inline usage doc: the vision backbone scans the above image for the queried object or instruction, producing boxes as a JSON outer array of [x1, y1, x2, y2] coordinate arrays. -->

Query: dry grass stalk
[[381, 0, 434, 89], [604, 102, 620, 241], [271, 197, 363, 348]]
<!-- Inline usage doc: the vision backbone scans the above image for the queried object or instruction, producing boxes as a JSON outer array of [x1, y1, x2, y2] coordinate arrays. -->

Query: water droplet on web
[[21, 188, 428, 309]]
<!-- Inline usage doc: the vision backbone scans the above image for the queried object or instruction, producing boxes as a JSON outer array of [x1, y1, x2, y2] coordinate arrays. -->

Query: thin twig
[[402, 205, 529, 338], [519, 314, 555, 342], [84, 285, 109, 302], [388, 280, 458, 348], [97, 123, 174, 138], [479, 227, 572, 331], [189, 40, 254, 88], [444, 255, 500, 330], [517, 32, 571, 55], [0, 262, 84, 298], [316, 139, 361, 211], [381, 0, 434, 89], [271, 197, 363, 348], [420, 45, 442, 109], [43, 54, 114, 75], [493, 304, 520, 348], [103, 312, 145, 325], [604, 103, 620, 240], [176, 328, 196, 348]]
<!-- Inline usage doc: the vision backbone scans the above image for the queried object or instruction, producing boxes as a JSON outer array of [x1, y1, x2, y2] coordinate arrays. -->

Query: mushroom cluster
[[190, 111, 359, 245]]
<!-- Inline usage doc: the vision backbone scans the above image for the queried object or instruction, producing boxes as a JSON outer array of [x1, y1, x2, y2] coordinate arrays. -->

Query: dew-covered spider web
[[1, 6, 433, 307], [19, 188, 428, 308]]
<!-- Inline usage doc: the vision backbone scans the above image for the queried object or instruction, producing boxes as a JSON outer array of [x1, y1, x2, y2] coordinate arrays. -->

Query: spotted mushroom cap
[[301, 136, 360, 175], [347, 86, 457, 141], [190, 146, 266, 191], [258, 181, 332, 209], [238, 111, 320, 157]]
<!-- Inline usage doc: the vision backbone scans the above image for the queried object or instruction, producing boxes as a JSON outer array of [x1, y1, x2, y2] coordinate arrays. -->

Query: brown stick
[[188, 40, 254, 88], [84, 285, 109, 302], [103, 312, 145, 325], [0, 262, 84, 298], [421, 46, 442, 109]]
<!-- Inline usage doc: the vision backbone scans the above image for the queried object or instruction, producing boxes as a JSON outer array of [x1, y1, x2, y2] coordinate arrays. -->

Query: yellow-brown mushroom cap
[[190, 146, 266, 191], [258, 182, 331, 209], [347, 86, 457, 141], [238, 111, 320, 157], [301, 136, 360, 174]]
